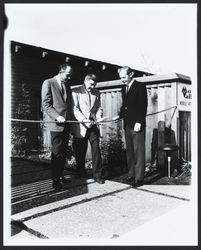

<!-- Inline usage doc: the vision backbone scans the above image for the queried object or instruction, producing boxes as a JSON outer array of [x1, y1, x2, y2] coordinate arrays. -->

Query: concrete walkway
[[7, 176, 197, 245]]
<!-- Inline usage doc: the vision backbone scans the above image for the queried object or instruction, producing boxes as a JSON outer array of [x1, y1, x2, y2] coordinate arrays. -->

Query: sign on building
[[177, 83, 192, 111]]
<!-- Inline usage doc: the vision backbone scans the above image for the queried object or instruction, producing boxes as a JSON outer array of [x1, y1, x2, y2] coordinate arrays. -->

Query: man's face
[[119, 69, 132, 85], [84, 79, 97, 91], [60, 66, 72, 82]]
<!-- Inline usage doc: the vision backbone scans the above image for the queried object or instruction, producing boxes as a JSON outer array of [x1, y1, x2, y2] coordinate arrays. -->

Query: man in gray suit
[[71, 74, 105, 184], [41, 63, 73, 191]]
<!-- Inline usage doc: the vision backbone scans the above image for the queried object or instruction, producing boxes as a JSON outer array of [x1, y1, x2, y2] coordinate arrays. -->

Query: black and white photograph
[[3, 3, 198, 246]]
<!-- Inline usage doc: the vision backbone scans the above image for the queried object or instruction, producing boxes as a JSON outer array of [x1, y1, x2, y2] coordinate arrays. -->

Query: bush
[[100, 129, 127, 177], [11, 83, 31, 157]]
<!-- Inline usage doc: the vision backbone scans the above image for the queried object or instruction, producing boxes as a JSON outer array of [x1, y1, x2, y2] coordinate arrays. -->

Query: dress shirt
[[127, 78, 135, 92], [55, 75, 66, 97], [84, 87, 92, 108]]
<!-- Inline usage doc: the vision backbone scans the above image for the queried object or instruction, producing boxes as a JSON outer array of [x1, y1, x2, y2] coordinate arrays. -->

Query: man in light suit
[[41, 63, 73, 191], [113, 66, 147, 187], [71, 74, 105, 184]]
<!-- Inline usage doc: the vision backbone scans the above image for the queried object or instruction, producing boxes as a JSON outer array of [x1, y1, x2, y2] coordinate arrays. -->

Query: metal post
[[167, 156, 171, 178]]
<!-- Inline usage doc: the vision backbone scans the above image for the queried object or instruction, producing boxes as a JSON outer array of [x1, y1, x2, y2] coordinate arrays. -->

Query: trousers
[[73, 126, 102, 178], [125, 125, 145, 181], [50, 125, 69, 179]]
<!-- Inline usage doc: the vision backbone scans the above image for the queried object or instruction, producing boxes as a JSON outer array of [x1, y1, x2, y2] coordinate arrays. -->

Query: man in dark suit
[[41, 63, 73, 191], [70, 74, 105, 184], [114, 66, 147, 187]]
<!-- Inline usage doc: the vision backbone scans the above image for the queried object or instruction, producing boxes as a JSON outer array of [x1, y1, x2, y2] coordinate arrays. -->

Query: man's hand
[[112, 115, 120, 121], [134, 122, 141, 132], [56, 116, 66, 123], [96, 116, 108, 123], [82, 118, 93, 128]]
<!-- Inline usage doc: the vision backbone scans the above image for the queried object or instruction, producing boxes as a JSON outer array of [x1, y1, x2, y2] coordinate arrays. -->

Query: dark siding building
[[10, 40, 151, 151]]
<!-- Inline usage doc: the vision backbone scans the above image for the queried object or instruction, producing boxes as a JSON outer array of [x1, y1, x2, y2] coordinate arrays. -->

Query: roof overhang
[[96, 73, 191, 89]]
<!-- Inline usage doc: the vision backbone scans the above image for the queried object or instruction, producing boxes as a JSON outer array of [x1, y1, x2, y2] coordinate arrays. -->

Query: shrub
[[11, 83, 31, 156], [100, 128, 127, 177]]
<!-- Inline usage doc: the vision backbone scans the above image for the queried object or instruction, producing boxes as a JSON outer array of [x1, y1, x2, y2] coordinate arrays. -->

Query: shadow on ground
[[11, 158, 191, 215], [109, 166, 191, 186], [11, 157, 90, 215]]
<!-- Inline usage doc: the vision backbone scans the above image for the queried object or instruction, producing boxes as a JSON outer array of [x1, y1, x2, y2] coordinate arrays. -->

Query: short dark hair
[[84, 73, 97, 82], [58, 63, 72, 73], [118, 66, 134, 76]]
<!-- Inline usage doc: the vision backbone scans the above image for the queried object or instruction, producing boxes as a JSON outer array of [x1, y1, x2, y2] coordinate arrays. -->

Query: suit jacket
[[41, 76, 73, 132], [119, 80, 147, 130], [70, 85, 103, 138]]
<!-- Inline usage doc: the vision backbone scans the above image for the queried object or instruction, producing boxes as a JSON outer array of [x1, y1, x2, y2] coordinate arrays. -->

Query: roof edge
[[135, 73, 191, 84]]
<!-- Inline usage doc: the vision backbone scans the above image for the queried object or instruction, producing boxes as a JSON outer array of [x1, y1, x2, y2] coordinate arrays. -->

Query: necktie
[[61, 83, 65, 96], [125, 85, 129, 95], [88, 91, 91, 107]]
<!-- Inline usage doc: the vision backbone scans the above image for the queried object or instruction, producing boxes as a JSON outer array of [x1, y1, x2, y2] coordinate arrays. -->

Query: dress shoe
[[76, 171, 88, 178], [52, 178, 63, 192], [132, 180, 144, 188], [124, 176, 135, 184], [60, 176, 71, 184], [94, 177, 105, 184]]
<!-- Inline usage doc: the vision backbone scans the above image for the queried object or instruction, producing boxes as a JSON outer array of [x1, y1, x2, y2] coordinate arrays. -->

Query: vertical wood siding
[[100, 88, 123, 140]]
